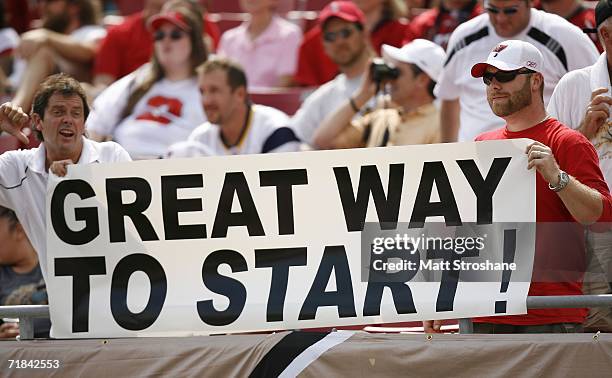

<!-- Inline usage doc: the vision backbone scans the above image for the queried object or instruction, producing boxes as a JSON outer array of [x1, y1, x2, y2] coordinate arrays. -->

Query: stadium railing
[[2, 295, 612, 340]]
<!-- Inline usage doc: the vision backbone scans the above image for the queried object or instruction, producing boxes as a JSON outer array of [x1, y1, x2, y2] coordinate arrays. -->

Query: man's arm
[[527, 141, 606, 224], [18, 29, 101, 63], [313, 91, 371, 150], [440, 99, 460, 143]]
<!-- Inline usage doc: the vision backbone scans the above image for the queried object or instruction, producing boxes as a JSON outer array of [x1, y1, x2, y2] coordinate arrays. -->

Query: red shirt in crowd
[[407, 2, 483, 49], [474, 118, 612, 325], [93, 12, 221, 81], [566, 5, 602, 53], [293, 18, 413, 87]]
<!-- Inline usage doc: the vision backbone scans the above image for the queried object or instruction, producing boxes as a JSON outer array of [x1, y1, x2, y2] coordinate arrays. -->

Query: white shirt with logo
[[436, 8, 599, 141], [87, 66, 207, 159]]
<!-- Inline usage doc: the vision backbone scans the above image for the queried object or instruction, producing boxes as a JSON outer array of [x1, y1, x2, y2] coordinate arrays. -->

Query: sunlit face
[[322, 18, 368, 68], [34, 93, 86, 161], [154, 23, 192, 70], [485, 66, 533, 117], [387, 60, 420, 105], [486, 0, 531, 38], [199, 69, 243, 126]]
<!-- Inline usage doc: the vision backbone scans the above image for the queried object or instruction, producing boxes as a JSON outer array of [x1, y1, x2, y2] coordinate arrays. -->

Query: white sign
[[46, 140, 536, 338]]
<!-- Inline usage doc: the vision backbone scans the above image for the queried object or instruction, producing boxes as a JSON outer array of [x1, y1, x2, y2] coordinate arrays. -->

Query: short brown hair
[[31, 73, 90, 141], [197, 58, 248, 91]]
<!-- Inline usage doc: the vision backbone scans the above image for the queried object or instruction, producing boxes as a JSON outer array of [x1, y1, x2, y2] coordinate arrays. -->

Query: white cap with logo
[[471, 40, 543, 78], [381, 39, 446, 82]]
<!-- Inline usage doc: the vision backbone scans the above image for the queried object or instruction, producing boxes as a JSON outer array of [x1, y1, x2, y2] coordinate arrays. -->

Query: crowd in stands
[[0, 0, 611, 338]]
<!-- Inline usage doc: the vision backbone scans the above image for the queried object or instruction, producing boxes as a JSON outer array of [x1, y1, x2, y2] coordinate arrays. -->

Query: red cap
[[318, 1, 366, 27], [148, 11, 190, 32]]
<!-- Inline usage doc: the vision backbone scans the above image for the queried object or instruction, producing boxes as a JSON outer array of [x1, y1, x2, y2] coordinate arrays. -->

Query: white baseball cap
[[471, 40, 543, 78], [381, 39, 446, 82]]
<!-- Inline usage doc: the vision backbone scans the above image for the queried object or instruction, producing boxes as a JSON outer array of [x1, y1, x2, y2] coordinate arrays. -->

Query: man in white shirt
[[0, 73, 131, 278], [547, 0, 612, 332], [437, 0, 599, 142], [289, 1, 375, 147], [174, 58, 300, 156]]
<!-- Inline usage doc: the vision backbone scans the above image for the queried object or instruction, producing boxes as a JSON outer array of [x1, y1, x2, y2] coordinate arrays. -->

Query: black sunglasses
[[485, 6, 519, 15], [323, 27, 354, 43], [482, 69, 534, 85], [153, 29, 185, 42]]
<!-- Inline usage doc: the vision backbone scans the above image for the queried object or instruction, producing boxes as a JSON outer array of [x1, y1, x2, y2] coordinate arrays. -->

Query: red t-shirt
[[94, 13, 221, 80], [407, 3, 483, 50], [567, 6, 602, 53], [93, 12, 152, 80], [474, 118, 612, 325], [293, 19, 412, 87]]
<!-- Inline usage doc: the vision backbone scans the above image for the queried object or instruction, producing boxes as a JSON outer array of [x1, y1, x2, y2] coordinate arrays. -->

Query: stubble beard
[[489, 77, 532, 117]]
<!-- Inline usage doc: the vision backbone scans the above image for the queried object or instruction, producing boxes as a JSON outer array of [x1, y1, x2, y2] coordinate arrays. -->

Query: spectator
[[547, 0, 612, 332], [90, 0, 166, 95], [290, 1, 375, 147], [217, 0, 302, 88], [294, 0, 411, 87], [425, 40, 612, 334], [539, 0, 602, 52], [437, 0, 598, 143], [92, 0, 219, 97], [0, 206, 49, 339], [0, 73, 132, 278], [171, 58, 300, 156], [313, 39, 445, 149], [87, 7, 208, 159], [0, 1, 22, 96], [407, 0, 483, 49], [12, 0, 106, 113]]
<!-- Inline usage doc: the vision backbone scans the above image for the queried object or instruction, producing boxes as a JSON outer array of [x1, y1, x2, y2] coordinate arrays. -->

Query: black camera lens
[[370, 58, 400, 82]]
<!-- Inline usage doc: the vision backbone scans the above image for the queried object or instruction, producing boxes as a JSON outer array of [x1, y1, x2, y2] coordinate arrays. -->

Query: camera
[[370, 58, 400, 82]]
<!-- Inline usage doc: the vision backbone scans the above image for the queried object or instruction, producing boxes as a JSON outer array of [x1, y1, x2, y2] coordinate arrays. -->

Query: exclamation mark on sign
[[495, 229, 516, 313]]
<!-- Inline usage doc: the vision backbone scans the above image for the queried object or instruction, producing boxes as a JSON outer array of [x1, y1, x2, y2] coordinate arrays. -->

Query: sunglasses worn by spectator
[[486, 5, 520, 15], [154, 29, 185, 42], [323, 27, 354, 43], [483, 69, 534, 85]]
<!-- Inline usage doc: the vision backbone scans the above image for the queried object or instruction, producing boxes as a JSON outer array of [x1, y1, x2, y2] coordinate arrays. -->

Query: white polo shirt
[[186, 104, 300, 155], [0, 138, 131, 279], [548, 53, 612, 191], [87, 66, 207, 159], [436, 8, 599, 142], [290, 73, 375, 146]]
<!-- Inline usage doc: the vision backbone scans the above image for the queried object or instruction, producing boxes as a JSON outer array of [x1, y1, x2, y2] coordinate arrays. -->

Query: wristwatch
[[548, 170, 570, 192]]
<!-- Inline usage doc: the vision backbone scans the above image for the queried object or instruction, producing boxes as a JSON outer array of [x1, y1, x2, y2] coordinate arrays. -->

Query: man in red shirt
[[293, 0, 412, 87], [425, 40, 612, 333]]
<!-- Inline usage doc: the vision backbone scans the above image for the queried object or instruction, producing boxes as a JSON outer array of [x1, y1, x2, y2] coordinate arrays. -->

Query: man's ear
[[31, 113, 42, 133], [234, 86, 247, 103]]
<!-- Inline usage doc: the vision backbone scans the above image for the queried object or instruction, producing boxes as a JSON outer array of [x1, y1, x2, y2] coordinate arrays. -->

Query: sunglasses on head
[[323, 27, 354, 43], [482, 69, 535, 85], [153, 29, 185, 42], [485, 5, 520, 15]]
